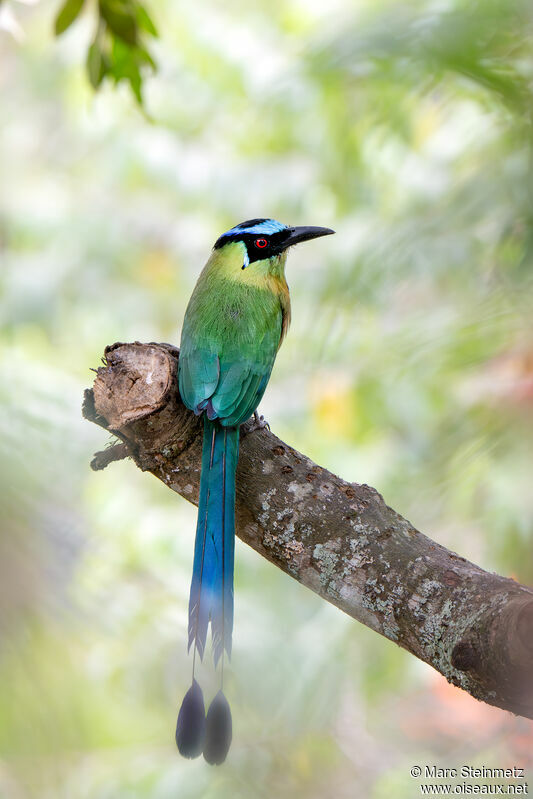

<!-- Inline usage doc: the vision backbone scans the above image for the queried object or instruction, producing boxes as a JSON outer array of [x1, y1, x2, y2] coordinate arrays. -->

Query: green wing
[[179, 285, 282, 427]]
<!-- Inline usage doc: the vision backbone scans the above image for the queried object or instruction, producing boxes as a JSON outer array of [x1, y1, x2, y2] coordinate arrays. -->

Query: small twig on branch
[[90, 442, 131, 471], [83, 342, 533, 719]]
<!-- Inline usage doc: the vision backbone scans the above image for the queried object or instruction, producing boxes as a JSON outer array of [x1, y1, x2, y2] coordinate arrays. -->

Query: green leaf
[[136, 5, 157, 37], [99, 0, 137, 45], [108, 37, 143, 102], [127, 72, 143, 104], [87, 42, 106, 89], [54, 0, 85, 35]]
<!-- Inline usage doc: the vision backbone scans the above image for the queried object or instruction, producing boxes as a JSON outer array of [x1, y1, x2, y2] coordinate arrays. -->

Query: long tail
[[188, 417, 239, 666], [176, 417, 238, 762]]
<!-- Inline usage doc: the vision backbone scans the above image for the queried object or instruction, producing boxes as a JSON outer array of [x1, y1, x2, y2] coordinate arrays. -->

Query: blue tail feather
[[188, 417, 239, 665]]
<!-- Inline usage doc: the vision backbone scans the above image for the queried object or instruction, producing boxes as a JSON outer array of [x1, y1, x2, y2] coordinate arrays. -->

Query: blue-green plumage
[[175, 218, 334, 764], [188, 418, 238, 664]]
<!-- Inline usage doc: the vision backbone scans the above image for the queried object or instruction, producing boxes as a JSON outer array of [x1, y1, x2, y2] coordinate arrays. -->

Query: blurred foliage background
[[1, 0, 533, 796]]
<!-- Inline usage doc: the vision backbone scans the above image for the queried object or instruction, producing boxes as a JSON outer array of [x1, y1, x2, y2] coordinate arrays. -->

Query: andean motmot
[[175, 218, 334, 764]]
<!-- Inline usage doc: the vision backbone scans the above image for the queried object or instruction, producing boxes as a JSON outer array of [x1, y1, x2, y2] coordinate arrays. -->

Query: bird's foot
[[246, 411, 270, 433], [253, 410, 270, 431]]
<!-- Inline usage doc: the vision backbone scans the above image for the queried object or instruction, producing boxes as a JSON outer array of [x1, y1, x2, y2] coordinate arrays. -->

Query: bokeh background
[[1, 0, 533, 796]]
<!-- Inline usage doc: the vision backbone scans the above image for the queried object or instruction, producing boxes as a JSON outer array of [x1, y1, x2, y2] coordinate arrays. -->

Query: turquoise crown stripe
[[222, 219, 287, 238]]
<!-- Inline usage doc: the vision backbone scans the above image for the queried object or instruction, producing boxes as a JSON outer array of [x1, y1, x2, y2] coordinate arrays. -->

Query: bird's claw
[[248, 411, 270, 432]]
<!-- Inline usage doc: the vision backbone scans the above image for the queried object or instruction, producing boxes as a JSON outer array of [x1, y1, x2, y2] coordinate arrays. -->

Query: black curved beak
[[281, 226, 335, 250]]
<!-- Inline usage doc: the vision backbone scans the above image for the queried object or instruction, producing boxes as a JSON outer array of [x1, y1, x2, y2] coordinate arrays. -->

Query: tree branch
[[83, 342, 533, 719]]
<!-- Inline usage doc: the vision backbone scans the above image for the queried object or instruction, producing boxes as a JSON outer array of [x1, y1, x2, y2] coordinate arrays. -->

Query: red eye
[[255, 238, 268, 248]]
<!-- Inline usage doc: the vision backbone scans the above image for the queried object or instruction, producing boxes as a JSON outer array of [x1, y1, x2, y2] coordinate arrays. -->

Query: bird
[[175, 218, 334, 764]]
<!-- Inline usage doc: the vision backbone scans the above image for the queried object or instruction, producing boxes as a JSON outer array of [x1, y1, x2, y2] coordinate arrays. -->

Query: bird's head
[[213, 218, 334, 274]]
